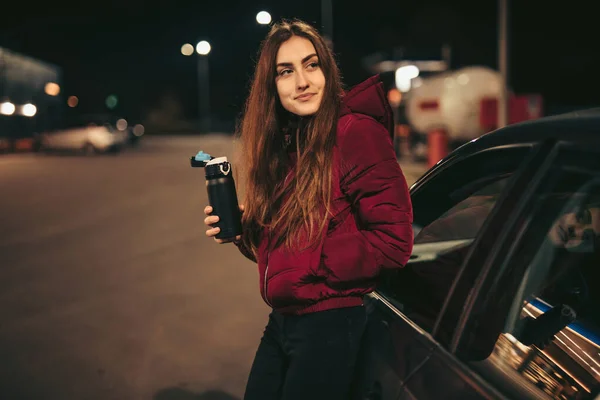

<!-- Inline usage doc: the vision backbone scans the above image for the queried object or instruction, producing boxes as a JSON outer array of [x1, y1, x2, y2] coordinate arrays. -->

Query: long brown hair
[[237, 19, 343, 256]]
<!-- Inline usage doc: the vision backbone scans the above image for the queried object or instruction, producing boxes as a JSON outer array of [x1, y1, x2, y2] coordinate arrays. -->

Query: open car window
[[461, 148, 600, 399], [377, 146, 533, 333]]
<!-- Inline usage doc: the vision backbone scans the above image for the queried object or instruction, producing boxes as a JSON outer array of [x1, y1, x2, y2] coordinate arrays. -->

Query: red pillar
[[427, 128, 448, 168]]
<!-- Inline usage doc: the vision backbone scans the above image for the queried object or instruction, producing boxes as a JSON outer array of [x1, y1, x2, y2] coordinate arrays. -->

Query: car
[[353, 108, 600, 400], [36, 114, 128, 155]]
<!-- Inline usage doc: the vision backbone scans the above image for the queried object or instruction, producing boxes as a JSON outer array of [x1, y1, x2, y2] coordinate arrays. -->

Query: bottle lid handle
[[219, 162, 231, 175]]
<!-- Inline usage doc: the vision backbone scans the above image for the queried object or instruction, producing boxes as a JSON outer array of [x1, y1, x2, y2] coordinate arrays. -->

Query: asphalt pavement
[[0, 135, 427, 400]]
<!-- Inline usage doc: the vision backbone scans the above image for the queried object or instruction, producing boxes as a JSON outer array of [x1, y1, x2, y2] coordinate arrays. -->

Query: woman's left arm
[[321, 117, 413, 284]]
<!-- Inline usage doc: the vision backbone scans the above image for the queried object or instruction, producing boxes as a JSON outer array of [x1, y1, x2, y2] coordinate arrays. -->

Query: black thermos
[[191, 155, 243, 239]]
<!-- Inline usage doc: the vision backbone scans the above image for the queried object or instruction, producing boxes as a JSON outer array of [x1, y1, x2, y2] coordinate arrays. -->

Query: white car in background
[[37, 117, 129, 154]]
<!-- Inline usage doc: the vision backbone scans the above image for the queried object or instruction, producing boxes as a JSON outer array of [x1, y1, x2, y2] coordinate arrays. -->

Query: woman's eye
[[307, 62, 319, 69], [576, 208, 592, 224], [278, 69, 292, 76]]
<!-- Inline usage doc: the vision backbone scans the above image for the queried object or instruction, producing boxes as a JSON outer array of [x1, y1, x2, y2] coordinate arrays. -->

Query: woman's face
[[275, 36, 325, 117], [549, 207, 600, 251]]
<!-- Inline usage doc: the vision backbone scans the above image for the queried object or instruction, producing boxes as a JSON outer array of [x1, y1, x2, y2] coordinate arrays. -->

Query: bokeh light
[[0, 102, 15, 115], [22, 103, 37, 117], [116, 118, 128, 131], [68, 96, 79, 107], [105, 95, 118, 110], [44, 82, 60, 96], [181, 43, 194, 56], [196, 41, 211, 55], [256, 11, 272, 25]]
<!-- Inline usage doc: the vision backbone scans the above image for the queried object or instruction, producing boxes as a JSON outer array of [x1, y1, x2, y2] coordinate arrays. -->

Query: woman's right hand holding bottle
[[204, 205, 244, 244]]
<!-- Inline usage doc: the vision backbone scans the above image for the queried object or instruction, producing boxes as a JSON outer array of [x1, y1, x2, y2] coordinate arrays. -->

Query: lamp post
[[196, 41, 211, 133], [181, 40, 211, 133], [321, 0, 333, 49], [498, 0, 509, 128]]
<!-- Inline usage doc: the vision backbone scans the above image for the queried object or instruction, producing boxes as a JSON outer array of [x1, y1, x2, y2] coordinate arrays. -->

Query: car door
[[353, 141, 555, 400], [451, 142, 600, 399]]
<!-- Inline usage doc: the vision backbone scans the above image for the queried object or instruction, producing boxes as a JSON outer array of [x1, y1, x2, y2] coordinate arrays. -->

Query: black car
[[354, 109, 600, 400]]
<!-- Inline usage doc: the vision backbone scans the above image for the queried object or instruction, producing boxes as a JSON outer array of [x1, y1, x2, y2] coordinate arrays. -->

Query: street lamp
[[256, 11, 271, 25], [181, 43, 194, 56], [0, 101, 15, 116], [497, 0, 509, 128], [22, 103, 37, 117], [321, 0, 333, 49], [196, 41, 211, 55], [196, 41, 211, 133], [181, 40, 211, 133]]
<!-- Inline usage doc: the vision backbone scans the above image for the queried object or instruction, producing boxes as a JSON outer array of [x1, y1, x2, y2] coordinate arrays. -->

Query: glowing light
[[116, 118, 128, 131], [256, 11, 272, 25], [22, 103, 37, 117], [133, 124, 145, 136], [387, 88, 402, 107], [395, 65, 420, 92], [105, 95, 118, 110], [196, 40, 211, 55], [181, 43, 194, 56], [0, 102, 16, 115], [67, 96, 79, 107], [44, 82, 60, 96]]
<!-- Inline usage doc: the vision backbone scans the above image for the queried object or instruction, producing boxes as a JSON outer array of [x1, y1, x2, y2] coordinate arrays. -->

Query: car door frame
[[446, 137, 600, 397], [408, 138, 557, 342], [450, 137, 600, 351], [367, 135, 558, 399]]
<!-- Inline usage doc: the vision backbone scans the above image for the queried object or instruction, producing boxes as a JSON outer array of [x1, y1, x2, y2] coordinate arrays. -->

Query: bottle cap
[[190, 150, 214, 167], [194, 151, 212, 161], [206, 156, 228, 165]]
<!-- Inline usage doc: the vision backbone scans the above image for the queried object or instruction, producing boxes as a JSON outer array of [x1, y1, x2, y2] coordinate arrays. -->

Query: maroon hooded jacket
[[237, 75, 413, 315]]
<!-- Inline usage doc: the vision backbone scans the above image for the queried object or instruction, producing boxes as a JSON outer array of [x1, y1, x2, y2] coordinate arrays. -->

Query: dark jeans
[[244, 306, 367, 400]]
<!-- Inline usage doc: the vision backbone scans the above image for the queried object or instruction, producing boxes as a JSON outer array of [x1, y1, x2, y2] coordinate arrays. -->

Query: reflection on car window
[[466, 149, 600, 399], [377, 146, 531, 335], [415, 177, 510, 244]]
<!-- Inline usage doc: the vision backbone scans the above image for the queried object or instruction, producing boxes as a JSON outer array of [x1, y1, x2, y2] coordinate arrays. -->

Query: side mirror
[[516, 304, 576, 348]]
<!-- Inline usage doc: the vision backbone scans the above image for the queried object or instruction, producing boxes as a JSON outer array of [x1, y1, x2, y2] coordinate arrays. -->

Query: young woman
[[204, 19, 413, 400]]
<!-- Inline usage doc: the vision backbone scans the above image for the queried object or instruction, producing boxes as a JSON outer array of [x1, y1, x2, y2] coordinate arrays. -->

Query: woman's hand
[[204, 205, 245, 244]]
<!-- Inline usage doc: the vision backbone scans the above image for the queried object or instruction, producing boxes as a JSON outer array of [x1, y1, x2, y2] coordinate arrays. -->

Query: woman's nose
[[296, 71, 308, 89], [569, 225, 587, 239]]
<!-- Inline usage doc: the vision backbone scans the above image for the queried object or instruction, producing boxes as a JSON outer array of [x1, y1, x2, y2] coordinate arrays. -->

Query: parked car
[[36, 114, 128, 154], [354, 108, 600, 400]]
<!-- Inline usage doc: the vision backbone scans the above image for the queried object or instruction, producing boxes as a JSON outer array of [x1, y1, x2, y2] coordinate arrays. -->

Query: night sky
[[1, 0, 598, 125]]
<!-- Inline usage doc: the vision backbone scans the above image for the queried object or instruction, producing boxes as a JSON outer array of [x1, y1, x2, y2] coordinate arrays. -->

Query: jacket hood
[[340, 74, 394, 139]]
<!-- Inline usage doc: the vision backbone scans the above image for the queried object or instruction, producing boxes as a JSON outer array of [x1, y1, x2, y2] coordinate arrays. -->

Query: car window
[[461, 147, 600, 399], [414, 177, 511, 244], [377, 146, 532, 333]]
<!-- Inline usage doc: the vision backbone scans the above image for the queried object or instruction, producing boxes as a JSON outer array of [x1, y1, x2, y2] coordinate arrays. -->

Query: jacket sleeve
[[234, 241, 257, 263], [320, 117, 413, 284]]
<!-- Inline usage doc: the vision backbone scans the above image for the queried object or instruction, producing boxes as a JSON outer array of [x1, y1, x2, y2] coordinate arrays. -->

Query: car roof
[[452, 107, 600, 157]]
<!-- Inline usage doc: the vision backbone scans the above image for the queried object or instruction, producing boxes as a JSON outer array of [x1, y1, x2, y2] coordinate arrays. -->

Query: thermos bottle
[[191, 151, 243, 239]]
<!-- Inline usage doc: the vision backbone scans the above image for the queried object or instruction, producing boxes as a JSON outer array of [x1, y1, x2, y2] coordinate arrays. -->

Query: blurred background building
[[0, 0, 597, 159], [0, 48, 63, 150]]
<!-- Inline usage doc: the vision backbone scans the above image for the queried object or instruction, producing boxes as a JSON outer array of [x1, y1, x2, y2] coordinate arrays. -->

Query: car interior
[[374, 156, 600, 398]]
